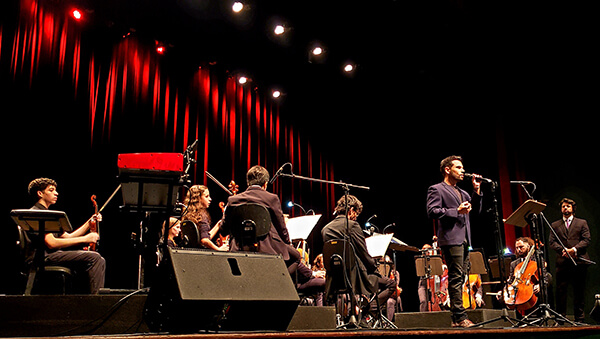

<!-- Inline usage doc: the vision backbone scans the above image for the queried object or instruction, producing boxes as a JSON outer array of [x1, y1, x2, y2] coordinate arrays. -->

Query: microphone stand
[[277, 164, 370, 327]]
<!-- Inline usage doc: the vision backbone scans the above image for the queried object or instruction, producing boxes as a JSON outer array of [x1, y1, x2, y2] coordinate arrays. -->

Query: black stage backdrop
[[1, 0, 598, 318]]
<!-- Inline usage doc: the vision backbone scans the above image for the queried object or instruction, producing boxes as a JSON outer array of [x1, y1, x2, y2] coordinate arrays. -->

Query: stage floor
[[0, 294, 598, 338]]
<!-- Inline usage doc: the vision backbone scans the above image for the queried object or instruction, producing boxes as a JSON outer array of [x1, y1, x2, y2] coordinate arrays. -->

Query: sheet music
[[365, 233, 393, 258], [286, 214, 322, 240]]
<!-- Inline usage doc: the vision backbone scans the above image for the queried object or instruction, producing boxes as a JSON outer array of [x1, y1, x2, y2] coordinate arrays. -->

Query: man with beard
[[549, 198, 591, 323]]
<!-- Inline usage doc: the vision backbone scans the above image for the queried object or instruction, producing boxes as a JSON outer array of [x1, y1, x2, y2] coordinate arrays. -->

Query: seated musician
[[182, 185, 228, 251], [463, 273, 484, 309], [162, 217, 182, 247], [321, 195, 396, 319], [417, 243, 449, 312], [224, 165, 323, 292], [499, 237, 551, 316], [27, 178, 106, 294], [384, 255, 403, 320]]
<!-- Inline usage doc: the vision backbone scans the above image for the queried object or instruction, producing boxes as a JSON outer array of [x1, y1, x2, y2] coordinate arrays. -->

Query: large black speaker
[[143, 247, 299, 333]]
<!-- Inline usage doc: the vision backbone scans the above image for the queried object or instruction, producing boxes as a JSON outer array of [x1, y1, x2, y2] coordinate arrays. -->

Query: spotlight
[[308, 44, 326, 64], [343, 63, 355, 72], [274, 25, 285, 35], [232, 1, 244, 13], [71, 9, 82, 20], [238, 76, 248, 84], [156, 46, 165, 54], [272, 90, 282, 98]]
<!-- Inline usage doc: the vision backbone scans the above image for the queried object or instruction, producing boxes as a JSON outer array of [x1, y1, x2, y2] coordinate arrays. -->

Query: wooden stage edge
[[0, 294, 599, 338]]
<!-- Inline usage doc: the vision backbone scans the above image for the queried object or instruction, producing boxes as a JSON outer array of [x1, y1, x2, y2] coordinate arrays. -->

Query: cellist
[[499, 237, 551, 316]]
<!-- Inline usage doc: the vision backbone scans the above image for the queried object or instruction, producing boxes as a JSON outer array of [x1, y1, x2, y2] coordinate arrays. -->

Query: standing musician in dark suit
[[426, 155, 482, 328], [27, 177, 106, 294], [321, 195, 396, 319], [549, 198, 591, 323], [224, 165, 324, 291]]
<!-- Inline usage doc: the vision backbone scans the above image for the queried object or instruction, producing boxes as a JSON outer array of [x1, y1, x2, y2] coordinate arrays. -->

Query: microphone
[[269, 163, 289, 184], [464, 173, 493, 183]]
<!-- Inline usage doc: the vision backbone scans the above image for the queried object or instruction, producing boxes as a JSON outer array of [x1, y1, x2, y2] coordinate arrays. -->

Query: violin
[[426, 236, 449, 311], [217, 180, 238, 247], [503, 245, 539, 314], [87, 195, 99, 251]]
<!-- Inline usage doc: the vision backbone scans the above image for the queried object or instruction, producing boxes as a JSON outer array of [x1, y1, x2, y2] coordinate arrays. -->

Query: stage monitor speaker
[[143, 247, 299, 333]]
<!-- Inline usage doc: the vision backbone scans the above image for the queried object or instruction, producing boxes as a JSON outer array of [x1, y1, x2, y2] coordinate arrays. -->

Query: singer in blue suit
[[426, 155, 482, 328]]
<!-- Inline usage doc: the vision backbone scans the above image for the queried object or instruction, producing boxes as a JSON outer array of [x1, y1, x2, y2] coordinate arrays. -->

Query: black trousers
[[46, 250, 106, 294], [555, 262, 588, 322], [441, 241, 470, 323]]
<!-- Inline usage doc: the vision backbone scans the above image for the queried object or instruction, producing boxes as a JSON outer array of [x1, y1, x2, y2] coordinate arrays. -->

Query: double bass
[[503, 245, 539, 314]]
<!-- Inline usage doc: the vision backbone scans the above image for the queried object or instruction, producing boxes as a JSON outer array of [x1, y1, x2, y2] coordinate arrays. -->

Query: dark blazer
[[321, 215, 377, 296], [549, 217, 591, 266], [226, 186, 295, 261], [426, 182, 482, 246]]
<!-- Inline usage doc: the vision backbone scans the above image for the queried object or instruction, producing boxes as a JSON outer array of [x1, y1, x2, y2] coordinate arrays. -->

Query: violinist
[[27, 178, 105, 294], [549, 198, 591, 323], [162, 217, 182, 247], [182, 185, 228, 251], [224, 165, 317, 289], [417, 243, 448, 312], [322, 194, 397, 320], [384, 255, 403, 320]]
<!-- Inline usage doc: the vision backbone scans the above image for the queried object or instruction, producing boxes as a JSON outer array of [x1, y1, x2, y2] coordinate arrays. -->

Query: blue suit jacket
[[426, 182, 482, 246]]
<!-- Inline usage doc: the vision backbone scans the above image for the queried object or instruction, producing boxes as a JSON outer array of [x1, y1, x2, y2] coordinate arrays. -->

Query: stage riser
[[0, 295, 587, 337], [394, 309, 517, 329], [0, 295, 149, 337]]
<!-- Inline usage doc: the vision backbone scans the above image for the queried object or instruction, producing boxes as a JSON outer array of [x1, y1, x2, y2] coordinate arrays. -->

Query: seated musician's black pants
[[45, 250, 106, 294]]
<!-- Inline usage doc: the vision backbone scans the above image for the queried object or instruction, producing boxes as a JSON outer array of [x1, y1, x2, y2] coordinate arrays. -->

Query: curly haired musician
[[182, 185, 228, 251]]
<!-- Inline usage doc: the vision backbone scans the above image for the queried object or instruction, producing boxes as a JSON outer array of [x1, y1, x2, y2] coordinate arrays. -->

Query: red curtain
[[3, 0, 336, 217]]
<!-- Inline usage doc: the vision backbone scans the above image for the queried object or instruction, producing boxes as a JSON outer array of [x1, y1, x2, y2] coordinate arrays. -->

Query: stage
[[1, 294, 598, 339]]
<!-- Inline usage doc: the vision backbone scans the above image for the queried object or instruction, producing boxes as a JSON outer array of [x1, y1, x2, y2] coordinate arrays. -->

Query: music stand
[[504, 200, 546, 228], [463, 251, 487, 309], [415, 254, 444, 312], [118, 167, 184, 289], [10, 209, 73, 295]]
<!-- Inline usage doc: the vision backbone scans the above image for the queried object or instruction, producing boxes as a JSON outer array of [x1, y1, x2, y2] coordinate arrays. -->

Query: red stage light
[[156, 46, 165, 54], [72, 9, 82, 20]]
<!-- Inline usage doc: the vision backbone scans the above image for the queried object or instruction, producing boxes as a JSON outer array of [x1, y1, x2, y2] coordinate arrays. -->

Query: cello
[[503, 245, 539, 314]]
